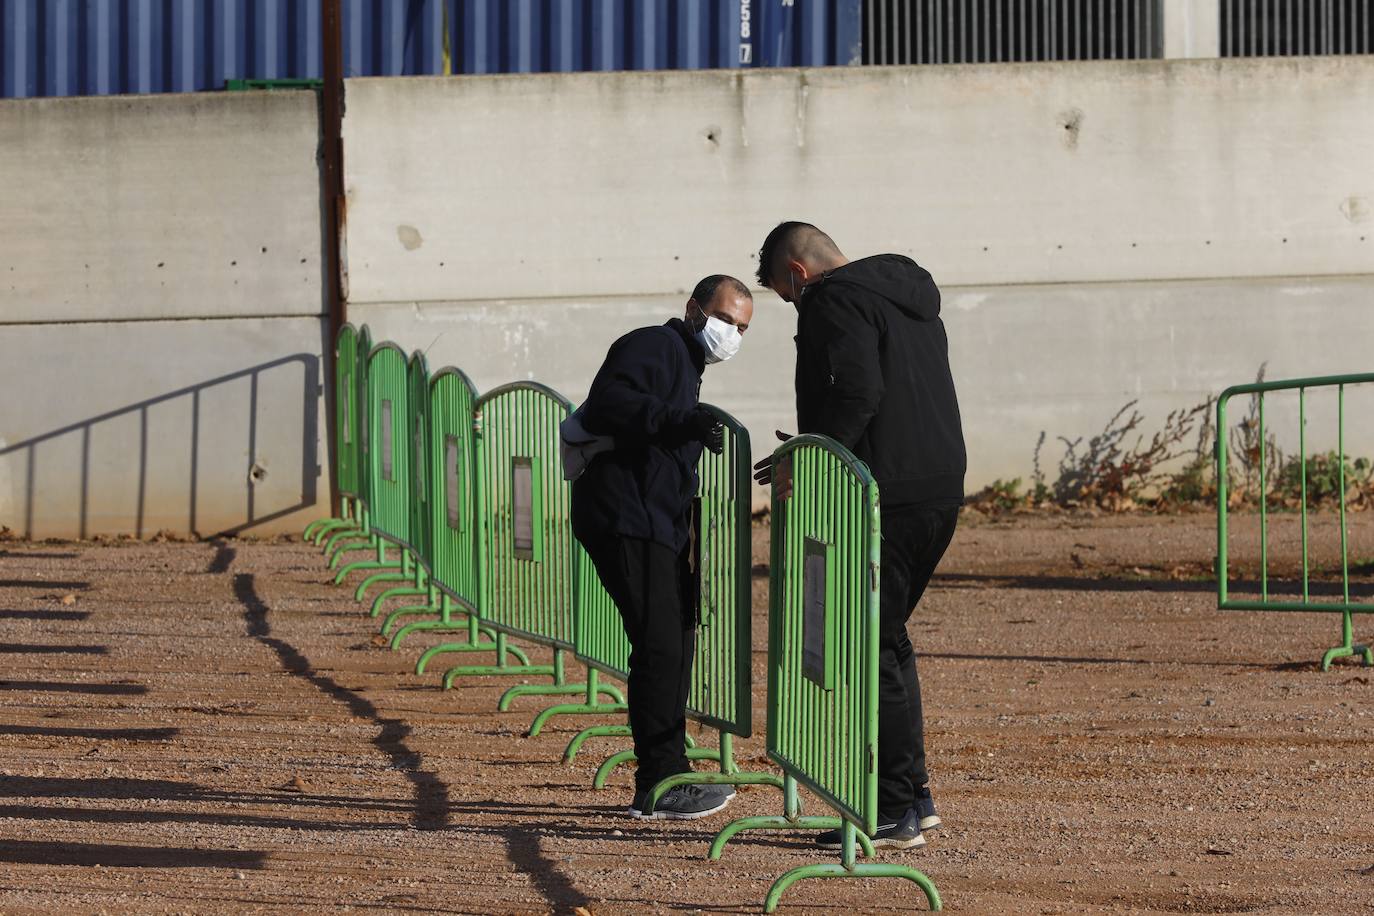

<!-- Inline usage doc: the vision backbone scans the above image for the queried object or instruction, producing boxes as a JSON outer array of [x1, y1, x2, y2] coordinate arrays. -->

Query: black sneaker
[[817, 809, 925, 851], [628, 784, 736, 820], [916, 786, 941, 832]]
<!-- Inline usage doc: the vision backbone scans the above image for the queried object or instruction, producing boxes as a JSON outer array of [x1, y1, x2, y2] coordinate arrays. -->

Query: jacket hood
[[819, 254, 940, 320]]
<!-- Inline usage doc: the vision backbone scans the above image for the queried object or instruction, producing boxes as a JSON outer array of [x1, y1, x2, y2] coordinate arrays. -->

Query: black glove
[[752, 430, 796, 486], [683, 408, 725, 455]]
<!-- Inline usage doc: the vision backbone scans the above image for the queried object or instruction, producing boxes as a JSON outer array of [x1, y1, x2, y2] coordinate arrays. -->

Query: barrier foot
[[367, 584, 427, 617], [1321, 611, 1374, 671], [528, 699, 627, 738], [565, 727, 698, 765], [591, 735, 704, 786], [306, 518, 342, 544], [382, 601, 446, 639], [763, 823, 940, 913], [417, 636, 528, 675], [354, 574, 410, 604], [443, 662, 553, 690], [333, 559, 395, 586], [563, 724, 633, 764], [313, 522, 356, 547], [392, 620, 494, 651], [594, 749, 638, 789], [304, 517, 344, 542], [327, 537, 378, 571], [323, 530, 370, 560], [708, 815, 864, 860], [306, 500, 355, 542]]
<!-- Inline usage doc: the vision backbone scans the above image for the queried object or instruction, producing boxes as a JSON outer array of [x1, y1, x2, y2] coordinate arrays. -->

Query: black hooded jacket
[[795, 254, 966, 507], [571, 318, 706, 553]]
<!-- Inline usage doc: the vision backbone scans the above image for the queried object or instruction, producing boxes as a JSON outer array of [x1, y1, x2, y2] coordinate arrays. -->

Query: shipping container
[[1, 0, 862, 99], [0, 0, 444, 99]]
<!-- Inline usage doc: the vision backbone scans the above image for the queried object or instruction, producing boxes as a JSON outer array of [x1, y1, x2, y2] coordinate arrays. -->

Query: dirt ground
[[1, 512, 1372, 914]]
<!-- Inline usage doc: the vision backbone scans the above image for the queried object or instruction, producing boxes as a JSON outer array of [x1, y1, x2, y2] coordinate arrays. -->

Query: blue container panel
[[0, 0, 861, 99], [455, 0, 862, 73], [1, 0, 444, 99]]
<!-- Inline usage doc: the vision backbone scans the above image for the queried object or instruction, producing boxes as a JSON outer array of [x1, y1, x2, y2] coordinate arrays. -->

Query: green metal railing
[[317, 325, 382, 565], [357, 352, 437, 619], [712, 435, 940, 913], [330, 342, 415, 596], [383, 367, 492, 650], [304, 323, 363, 543], [434, 383, 623, 716], [571, 406, 784, 810], [1217, 372, 1374, 670]]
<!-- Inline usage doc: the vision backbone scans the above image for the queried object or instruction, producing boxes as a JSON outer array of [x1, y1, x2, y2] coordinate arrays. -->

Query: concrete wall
[[5, 57, 1373, 536], [0, 92, 327, 538], [341, 58, 1374, 503]]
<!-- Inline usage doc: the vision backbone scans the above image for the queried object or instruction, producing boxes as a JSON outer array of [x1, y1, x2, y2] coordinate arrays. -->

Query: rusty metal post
[[321, 0, 346, 517]]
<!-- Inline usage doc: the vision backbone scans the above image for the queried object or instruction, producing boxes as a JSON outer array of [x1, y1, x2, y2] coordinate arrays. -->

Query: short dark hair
[[691, 274, 751, 306], [756, 221, 839, 287]]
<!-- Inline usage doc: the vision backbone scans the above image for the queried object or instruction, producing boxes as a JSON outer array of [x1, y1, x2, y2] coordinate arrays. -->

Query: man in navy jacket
[[572, 274, 753, 820], [756, 222, 966, 851]]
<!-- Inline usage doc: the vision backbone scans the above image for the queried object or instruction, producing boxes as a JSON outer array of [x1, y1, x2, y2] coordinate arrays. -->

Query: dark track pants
[[877, 504, 959, 819], [581, 535, 695, 794]]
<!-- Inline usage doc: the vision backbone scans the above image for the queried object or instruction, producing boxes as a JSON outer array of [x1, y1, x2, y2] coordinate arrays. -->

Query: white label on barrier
[[342, 376, 351, 445], [413, 414, 425, 499], [381, 400, 394, 481], [445, 437, 462, 530], [802, 537, 829, 688], [513, 458, 535, 557]]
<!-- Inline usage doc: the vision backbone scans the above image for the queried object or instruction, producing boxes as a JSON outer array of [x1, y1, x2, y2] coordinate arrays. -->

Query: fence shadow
[[0, 354, 320, 539], [0, 724, 179, 740], [0, 839, 266, 870], [0, 642, 107, 655], [233, 573, 450, 831], [0, 680, 145, 695]]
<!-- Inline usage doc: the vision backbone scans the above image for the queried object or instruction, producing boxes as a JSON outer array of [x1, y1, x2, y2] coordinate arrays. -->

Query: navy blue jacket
[[571, 318, 706, 553]]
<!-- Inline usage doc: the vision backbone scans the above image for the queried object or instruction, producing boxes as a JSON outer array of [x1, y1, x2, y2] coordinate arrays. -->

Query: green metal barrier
[[319, 324, 379, 560], [712, 435, 941, 913], [387, 367, 520, 667], [359, 352, 437, 618], [1217, 372, 1374, 670], [568, 406, 783, 807], [304, 323, 361, 544], [432, 383, 623, 715], [332, 343, 413, 589]]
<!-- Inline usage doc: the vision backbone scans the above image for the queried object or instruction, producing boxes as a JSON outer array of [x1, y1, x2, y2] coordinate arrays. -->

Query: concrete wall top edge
[[342, 53, 1373, 91]]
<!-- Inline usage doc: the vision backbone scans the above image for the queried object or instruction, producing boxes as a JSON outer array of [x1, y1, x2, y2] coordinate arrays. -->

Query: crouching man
[[570, 275, 754, 819]]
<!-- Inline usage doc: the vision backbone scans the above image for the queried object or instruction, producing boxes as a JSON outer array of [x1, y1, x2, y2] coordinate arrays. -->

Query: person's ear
[[684, 298, 700, 327], [787, 259, 809, 285]]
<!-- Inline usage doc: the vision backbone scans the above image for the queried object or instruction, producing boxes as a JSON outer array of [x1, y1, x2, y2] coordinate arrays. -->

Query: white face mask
[[694, 311, 742, 365]]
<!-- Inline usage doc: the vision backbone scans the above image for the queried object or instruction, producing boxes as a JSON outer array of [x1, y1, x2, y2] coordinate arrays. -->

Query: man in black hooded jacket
[[755, 221, 966, 851], [572, 274, 754, 821]]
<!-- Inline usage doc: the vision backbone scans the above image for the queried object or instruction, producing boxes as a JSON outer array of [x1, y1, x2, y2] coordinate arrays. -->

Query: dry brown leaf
[[282, 775, 310, 793]]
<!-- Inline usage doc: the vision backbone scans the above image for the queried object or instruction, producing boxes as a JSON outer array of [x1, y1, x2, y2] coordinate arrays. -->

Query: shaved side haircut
[[755, 221, 844, 288]]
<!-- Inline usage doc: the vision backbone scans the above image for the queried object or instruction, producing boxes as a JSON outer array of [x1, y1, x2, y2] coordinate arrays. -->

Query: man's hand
[[685, 408, 725, 455], [752, 430, 794, 487]]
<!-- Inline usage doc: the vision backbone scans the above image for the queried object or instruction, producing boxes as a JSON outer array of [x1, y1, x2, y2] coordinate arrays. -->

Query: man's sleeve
[[580, 332, 692, 445], [801, 298, 885, 450]]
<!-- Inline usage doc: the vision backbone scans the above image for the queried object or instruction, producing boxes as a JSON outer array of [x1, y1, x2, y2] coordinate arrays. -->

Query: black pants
[[581, 535, 695, 793], [877, 504, 959, 819]]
